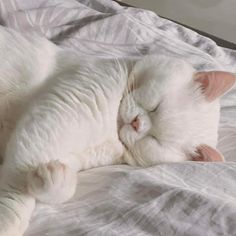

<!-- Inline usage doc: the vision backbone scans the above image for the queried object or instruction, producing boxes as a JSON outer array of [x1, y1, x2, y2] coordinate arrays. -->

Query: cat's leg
[[0, 160, 76, 235], [27, 160, 77, 204], [0, 182, 35, 236]]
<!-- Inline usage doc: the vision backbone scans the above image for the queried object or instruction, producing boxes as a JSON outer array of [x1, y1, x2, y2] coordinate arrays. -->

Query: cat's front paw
[[28, 160, 77, 204]]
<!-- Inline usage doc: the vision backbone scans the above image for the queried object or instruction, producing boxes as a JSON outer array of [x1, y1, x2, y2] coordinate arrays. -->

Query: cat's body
[[0, 30, 125, 169], [0, 28, 128, 235], [0, 26, 235, 236]]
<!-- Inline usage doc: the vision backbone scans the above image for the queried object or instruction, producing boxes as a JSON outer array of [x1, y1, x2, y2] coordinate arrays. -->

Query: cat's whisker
[[125, 77, 137, 110]]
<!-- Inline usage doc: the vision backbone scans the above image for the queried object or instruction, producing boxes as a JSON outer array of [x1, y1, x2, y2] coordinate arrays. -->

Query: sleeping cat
[[0, 26, 235, 236]]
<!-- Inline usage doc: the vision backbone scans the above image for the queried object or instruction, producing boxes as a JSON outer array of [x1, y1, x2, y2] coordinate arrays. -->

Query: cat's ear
[[191, 144, 224, 162], [194, 71, 236, 102]]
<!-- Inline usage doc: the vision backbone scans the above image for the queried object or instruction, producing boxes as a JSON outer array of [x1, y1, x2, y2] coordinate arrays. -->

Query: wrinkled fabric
[[26, 164, 236, 236], [0, 0, 235, 235]]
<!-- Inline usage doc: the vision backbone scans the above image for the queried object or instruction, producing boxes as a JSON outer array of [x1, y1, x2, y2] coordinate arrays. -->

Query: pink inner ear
[[195, 71, 236, 102], [192, 145, 224, 162]]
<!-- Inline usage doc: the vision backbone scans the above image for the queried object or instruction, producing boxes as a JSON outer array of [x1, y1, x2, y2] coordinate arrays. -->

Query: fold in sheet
[[0, 0, 235, 235]]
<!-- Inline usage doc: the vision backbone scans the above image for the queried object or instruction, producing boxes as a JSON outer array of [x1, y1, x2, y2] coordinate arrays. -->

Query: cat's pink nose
[[131, 116, 140, 131]]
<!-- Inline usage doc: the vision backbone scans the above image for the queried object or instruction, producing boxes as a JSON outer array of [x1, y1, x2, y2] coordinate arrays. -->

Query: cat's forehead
[[131, 55, 196, 97], [153, 57, 195, 87]]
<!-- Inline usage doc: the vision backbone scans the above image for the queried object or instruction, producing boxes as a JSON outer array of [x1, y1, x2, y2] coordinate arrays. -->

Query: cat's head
[[118, 55, 236, 166]]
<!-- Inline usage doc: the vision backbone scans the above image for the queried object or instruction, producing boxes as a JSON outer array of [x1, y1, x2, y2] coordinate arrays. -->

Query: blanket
[[0, 0, 235, 235]]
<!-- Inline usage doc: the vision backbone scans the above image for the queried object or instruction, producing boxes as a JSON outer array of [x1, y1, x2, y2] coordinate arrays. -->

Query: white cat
[[0, 26, 235, 236]]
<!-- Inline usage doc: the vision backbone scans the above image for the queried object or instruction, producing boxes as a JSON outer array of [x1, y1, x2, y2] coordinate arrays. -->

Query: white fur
[[120, 56, 220, 166], [0, 26, 221, 235]]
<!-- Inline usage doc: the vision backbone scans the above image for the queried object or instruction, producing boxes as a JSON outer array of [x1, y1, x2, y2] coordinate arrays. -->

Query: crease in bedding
[[0, 0, 235, 235]]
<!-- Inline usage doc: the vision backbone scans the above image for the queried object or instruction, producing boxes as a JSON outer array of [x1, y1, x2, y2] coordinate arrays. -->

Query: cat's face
[[118, 56, 236, 166]]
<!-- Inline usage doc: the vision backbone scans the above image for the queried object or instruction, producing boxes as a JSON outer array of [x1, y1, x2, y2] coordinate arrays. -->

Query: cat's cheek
[[119, 95, 137, 122], [119, 94, 143, 125], [119, 124, 146, 148], [119, 125, 136, 147]]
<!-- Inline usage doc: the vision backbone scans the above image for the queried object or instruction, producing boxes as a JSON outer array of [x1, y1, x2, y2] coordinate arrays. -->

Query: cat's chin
[[122, 149, 139, 166]]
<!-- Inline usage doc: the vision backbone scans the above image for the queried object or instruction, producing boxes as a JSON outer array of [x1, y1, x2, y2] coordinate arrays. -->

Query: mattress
[[0, 0, 235, 235]]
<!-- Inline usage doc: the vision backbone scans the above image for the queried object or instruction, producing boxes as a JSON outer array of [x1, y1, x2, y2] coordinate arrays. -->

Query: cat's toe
[[41, 160, 66, 188], [27, 160, 77, 204]]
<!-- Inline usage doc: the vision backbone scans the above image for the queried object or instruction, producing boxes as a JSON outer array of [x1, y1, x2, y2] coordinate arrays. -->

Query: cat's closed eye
[[150, 103, 160, 113], [149, 134, 157, 141]]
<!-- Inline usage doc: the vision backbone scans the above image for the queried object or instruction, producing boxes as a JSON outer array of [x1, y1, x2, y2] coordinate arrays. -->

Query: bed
[[0, 0, 235, 235]]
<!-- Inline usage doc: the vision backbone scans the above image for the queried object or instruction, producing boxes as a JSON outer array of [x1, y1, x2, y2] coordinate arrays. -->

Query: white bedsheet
[[0, 0, 235, 235]]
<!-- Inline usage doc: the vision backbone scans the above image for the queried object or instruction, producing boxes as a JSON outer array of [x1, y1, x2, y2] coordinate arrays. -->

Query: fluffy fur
[[0, 26, 234, 235]]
